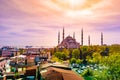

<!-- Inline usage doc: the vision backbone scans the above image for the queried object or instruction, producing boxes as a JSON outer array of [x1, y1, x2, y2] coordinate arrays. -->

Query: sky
[[0, 0, 120, 48]]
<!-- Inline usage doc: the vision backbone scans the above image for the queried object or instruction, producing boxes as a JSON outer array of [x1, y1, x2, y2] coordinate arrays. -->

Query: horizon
[[0, 0, 120, 47]]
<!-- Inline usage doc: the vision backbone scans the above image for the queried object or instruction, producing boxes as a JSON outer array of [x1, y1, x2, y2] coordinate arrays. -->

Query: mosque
[[57, 28, 104, 49]]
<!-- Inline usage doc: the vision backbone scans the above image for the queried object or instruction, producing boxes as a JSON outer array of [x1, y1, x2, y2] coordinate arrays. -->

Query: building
[[1, 46, 18, 57], [57, 28, 80, 49], [58, 36, 80, 49]]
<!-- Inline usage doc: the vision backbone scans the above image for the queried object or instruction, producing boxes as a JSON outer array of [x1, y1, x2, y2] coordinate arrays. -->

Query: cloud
[[9, 32, 28, 37], [24, 29, 48, 34], [0, 25, 9, 31], [97, 26, 120, 32], [0, 0, 120, 46]]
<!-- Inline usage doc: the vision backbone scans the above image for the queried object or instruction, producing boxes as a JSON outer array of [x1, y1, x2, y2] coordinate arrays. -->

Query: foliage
[[92, 52, 102, 64], [72, 49, 80, 59], [52, 45, 120, 80], [109, 44, 120, 53], [80, 46, 95, 60], [69, 58, 82, 64], [100, 47, 109, 56], [62, 48, 69, 56], [81, 68, 93, 77], [70, 58, 76, 64], [19, 48, 25, 54], [101, 53, 120, 79], [81, 66, 111, 80], [80, 45, 120, 80], [76, 59, 82, 64], [14, 72, 20, 79], [94, 69, 110, 80], [86, 56, 92, 64], [51, 56, 59, 62], [54, 51, 67, 61]]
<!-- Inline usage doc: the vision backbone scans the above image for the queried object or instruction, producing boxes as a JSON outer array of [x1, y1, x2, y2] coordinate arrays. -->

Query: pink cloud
[[0, 0, 120, 47]]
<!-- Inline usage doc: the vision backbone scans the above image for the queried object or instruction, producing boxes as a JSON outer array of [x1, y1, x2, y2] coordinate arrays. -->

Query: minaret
[[73, 32, 75, 39], [101, 32, 103, 46], [88, 35, 90, 46], [58, 31, 60, 45], [63, 27, 65, 41], [81, 28, 83, 46]]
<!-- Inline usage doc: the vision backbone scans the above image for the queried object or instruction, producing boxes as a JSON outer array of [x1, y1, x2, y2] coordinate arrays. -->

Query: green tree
[[102, 53, 120, 79], [70, 58, 76, 64], [72, 49, 80, 59], [54, 52, 61, 59], [19, 48, 25, 55], [61, 52, 67, 60], [92, 52, 101, 64], [81, 68, 93, 77], [76, 59, 82, 64], [54, 52, 67, 60]]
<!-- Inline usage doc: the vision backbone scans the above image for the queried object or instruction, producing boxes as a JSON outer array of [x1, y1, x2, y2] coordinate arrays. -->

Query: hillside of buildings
[[0, 44, 120, 80]]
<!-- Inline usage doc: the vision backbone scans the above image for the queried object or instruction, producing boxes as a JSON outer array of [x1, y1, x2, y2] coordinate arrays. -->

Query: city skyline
[[0, 0, 120, 47]]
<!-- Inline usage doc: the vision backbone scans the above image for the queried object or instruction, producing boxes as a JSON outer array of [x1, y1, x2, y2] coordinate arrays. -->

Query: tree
[[100, 47, 109, 56], [70, 58, 76, 64], [81, 68, 93, 77], [72, 49, 80, 59], [19, 48, 25, 55], [81, 46, 94, 60], [102, 53, 120, 79], [61, 52, 67, 60], [76, 59, 82, 64], [92, 52, 101, 64], [78, 48, 83, 59], [69, 49, 73, 59], [54, 52, 67, 60], [54, 52, 61, 60]]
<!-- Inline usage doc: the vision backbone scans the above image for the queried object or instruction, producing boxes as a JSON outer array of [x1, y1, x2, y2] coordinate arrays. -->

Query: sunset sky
[[0, 0, 120, 47]]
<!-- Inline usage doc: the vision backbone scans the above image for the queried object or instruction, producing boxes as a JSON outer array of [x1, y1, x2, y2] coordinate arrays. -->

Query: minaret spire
[[58, 31, 60, 45], [73, 32, 75, 39], [81, 28, 83, 46], [88, 35, 90, 46], [63, 27, 65, 41], [101, 32, 103, 46]]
